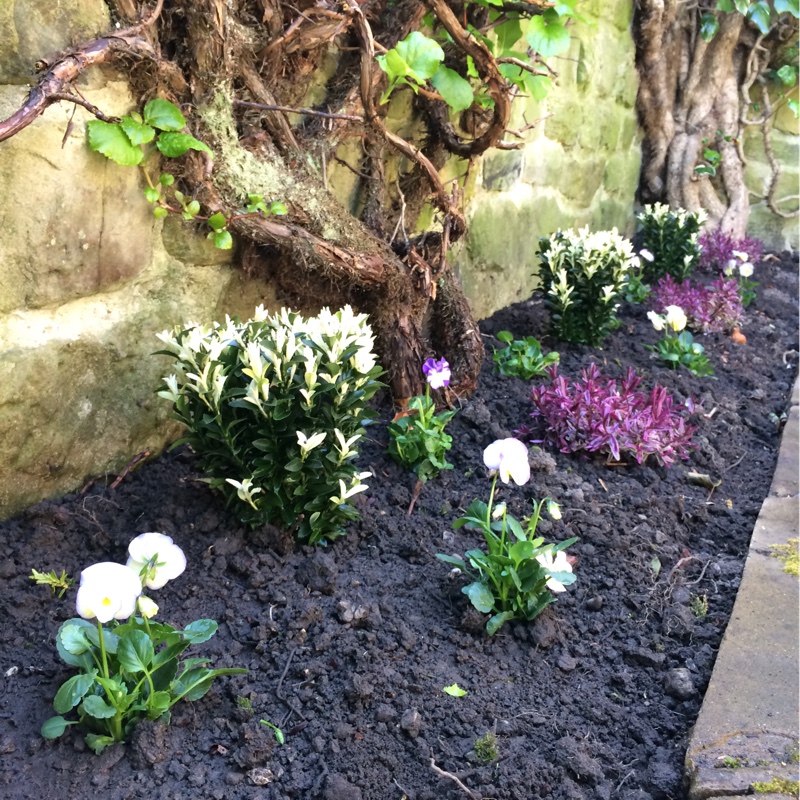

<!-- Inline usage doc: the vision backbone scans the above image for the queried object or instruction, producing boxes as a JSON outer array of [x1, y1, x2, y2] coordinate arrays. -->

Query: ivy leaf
[[747, 1, 772, 33], [788, 98, 799, 117], [715, 0, 734, 10], [207, 212, 227, 231], [143, 98, 186, 131], [120, 115, 155, 146], [694, 164, 717, 176], [700, 13, 720, 41], [466, 55, 479, 78], [212, 230, 233, 250], [157, 133, 212, 158], [431, 66, 474, 112], [526, 11, 571, 58], [442, 683, 467, 697], [495, 18, 522, 53], [776, 64, 797, 86], [377, 32, 444, 93], [87, 120, 143, 166], [733, 0, 750, 13], [269, 200, 288, 216], [523, 73, 553, 101], [774, 0, 799, 16]]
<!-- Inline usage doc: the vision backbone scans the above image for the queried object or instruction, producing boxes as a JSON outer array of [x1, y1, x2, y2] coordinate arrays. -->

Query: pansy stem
[[97, 622, 124, 741]]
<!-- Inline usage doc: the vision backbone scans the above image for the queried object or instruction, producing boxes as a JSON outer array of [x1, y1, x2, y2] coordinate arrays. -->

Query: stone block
[[161, 216, 237, 267], [0, 82, 154, 313], [0, 0, 109, 83], [769, 406, 799, 498], [522, 138, 566, 187], [460, 187, 573, 318], [558, 157, 604, 207], [747, 200, 800, 251], [744, 127, 799, 166], [0, 254, 238, 517], [482, 149, 524, 192], [602, 150, 642, 198]]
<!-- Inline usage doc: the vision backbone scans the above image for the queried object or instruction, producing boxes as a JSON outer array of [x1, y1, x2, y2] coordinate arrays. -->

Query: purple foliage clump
[[651, 274, 743, 333], [521, 364, 697, 467], [698, 229, 764, 271]]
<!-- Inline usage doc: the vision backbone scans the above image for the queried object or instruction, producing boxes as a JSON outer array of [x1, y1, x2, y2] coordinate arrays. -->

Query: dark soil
[[0, 254, 797, 800]]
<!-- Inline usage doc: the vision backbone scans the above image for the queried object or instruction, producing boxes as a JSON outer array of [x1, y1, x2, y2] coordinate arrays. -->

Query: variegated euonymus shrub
[[537, 227, 637, 346], [637, 203, 707, 283], [157, 306, 383, 544]]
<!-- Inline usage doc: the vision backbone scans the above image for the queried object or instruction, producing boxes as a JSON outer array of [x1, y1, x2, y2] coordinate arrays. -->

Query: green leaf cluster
[[438, 496, 576, 635], [156, 305, 384, 545], [387, 392, 456, 482], [492, 331, 559, 380], [646, 331, 715, 377], [636, 203, 706, 283], [43, 617, 245, 753], [87, 98, 210, 168], [538, 227, 637, 346]]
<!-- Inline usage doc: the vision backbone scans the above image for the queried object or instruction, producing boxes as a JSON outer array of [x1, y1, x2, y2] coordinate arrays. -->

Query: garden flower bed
[[0, 253, 796, 800]]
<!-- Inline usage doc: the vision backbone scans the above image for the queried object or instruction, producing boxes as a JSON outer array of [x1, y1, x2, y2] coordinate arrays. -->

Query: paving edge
[[685, 377, 800, 799]]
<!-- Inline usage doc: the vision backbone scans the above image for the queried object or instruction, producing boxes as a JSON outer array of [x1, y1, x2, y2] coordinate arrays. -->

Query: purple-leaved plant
[[651, 275, 743, 334], [520, 364, 696, 467], [698, 229, 763, 272]]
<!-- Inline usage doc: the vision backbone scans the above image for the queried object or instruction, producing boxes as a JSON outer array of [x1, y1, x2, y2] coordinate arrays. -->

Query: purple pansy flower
[[422, 357, 451, 390]]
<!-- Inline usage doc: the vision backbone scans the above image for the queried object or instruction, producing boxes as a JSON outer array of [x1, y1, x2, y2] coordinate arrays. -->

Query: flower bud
[[137, 596, 159, 619]]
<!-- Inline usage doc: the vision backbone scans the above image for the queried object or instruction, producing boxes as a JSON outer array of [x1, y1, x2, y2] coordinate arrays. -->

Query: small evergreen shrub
[[651, 274, 743, 334], [492, 331, 560, 380], [520, 364, 696, 467], [156, 305, 383, 545], [537, 227, 637, 346], [637, 203, 707, 282]]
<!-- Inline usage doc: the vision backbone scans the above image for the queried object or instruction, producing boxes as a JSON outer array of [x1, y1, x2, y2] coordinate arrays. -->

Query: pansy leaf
[[117, 629, 154, 673], [486, 610, 515, 635], [182, 619, 218, 644], [463, 581, 495, 613], [41, 716, 73, 739], [82, 694, 117, 719], [53, 672, 96, 714]]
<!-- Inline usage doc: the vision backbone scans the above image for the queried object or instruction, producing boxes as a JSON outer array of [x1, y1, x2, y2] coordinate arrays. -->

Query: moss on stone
[[770, 538, 799, 576], [752, 777, 800, 795]]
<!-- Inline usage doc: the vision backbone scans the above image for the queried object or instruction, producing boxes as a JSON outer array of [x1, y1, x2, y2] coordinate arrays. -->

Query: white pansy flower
[[76, 562, 142, 623], [664, 305, 688, 332], [535, 549, 573, 594], [732, 250, 749, 262], [738, 263, 754, 278], [127, 532, 187, 590], [491, 502, 507, 520], [647, 311, 666, 332], [483, 439, 530, 486], [723, 260, 737, 276], [137, 596, 159, 619]]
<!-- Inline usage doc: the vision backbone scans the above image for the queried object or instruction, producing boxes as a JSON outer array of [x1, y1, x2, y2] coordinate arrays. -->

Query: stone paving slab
[[685, 378, 799, 799]]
